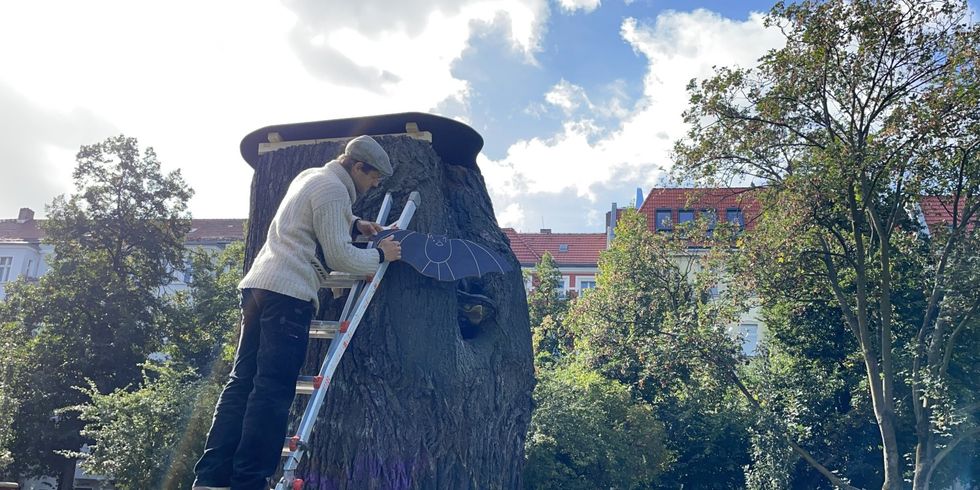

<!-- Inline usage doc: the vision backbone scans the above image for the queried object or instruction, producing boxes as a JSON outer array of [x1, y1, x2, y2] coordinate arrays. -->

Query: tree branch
[[729, 373, 862, 490]]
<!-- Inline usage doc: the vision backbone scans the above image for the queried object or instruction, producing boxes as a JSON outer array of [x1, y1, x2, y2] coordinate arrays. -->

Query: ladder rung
[[309, 320, 341, 339], [296, 375, 324, 395], [319, 272, 364, 289]]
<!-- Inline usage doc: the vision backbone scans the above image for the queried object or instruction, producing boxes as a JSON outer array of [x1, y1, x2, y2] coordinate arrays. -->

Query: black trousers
[[194, 288, 315, 490]]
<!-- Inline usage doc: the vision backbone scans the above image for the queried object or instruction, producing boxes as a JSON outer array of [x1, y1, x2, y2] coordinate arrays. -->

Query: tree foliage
[[528, 251, 571, 366], [63, 363, 204, 490], [0, 322, 24, 474], [68, 242, 245, 489], [524, 208, 755, 488], [0, 135, 192, 482], [524, 363, 669, 490], [675, 0, 980, 487]]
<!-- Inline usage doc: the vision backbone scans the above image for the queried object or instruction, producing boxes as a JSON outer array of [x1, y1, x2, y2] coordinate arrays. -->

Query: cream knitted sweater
[[239, 160, 380, 309]]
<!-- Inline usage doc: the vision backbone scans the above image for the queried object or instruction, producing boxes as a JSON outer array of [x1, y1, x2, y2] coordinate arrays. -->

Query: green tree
[[0, 135, 192, 487], [69, 242, 245, 489], [675, 1, 980, 487], [566, 208, 754, 488], [528, 251, 567, 326], [0, 322, 25, 474], [524, 362, 670, 490], [528, 251, 572, 367], [64, 363, 204, 490], [164, 241, 246, 372]]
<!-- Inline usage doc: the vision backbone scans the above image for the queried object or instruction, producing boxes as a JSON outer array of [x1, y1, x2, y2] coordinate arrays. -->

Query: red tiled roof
[[0, 218, 246, 243], [502, 228, 605, 266], [502, 228, 540, 264], [638, 187, 762, 231], [0, 219, 45, 242], [187, 219, 246, 242], [919, 196, 976, 232]]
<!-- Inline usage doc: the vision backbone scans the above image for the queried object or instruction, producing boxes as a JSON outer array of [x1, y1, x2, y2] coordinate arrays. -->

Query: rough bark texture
[[244, 135, 534, 489]]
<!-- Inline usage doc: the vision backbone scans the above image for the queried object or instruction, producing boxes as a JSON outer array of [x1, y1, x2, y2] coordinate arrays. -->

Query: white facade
[[673, 250, 765, 356], [0, 243, 52, 300], [0, 240, 232, 301]]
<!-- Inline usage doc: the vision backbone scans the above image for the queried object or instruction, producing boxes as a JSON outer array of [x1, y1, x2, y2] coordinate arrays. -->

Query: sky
[[2, 0, 797, 232]]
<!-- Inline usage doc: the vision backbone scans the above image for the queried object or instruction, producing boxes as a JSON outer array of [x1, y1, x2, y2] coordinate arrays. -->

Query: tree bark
[[244, 135, 535, 489]]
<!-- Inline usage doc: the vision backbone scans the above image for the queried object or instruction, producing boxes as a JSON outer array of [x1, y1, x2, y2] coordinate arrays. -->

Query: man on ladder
[[193, 136, 402, 490]]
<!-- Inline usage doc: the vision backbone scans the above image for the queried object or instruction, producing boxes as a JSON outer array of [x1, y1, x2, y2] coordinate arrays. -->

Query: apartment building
[[0, 208, 245, 300]]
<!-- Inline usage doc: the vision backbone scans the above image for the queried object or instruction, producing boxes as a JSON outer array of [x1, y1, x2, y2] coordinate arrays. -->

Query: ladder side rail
[[336, 192, 393, 323], [376, 192, 393, 227]]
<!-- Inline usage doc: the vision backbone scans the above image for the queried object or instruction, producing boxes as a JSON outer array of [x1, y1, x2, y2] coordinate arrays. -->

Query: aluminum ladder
[[274, 190, 420, 490]]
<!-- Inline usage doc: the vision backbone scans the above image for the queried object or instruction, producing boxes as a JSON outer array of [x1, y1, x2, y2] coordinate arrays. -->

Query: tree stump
[[243, 134, 534, 489]]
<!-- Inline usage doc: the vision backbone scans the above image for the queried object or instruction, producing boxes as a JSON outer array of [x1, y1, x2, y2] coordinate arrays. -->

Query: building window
[[579, 279, 596, 290], [558, 276, 571, 298], [0, 256, 12, 283], [702, 209, 717, 230], [678, 209, 695, 225], [736, 324, 759, 356], [655, 209, 672, 231], [558, 244, 569, 252], [25, 259, 34, 278], [182, 259, 193, 284], [727, 208, 744, 229]]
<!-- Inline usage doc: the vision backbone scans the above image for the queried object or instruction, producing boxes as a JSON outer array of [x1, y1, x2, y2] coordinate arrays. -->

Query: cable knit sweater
[[239, 160, 380, 310]]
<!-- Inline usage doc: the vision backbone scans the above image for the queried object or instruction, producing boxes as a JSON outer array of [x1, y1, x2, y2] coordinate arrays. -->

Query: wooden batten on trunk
[[242, 124, 534, 489]]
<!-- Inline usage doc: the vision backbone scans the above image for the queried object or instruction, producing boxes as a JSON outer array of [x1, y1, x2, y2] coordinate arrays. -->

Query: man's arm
[[313, 201, 380, 276]]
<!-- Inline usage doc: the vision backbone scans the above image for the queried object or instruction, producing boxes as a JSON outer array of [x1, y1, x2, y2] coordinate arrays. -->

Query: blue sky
[[2, 0, 954, 233]]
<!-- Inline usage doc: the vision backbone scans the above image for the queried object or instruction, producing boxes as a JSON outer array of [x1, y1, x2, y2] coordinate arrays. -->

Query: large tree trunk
[[244, 134, 534, 489]]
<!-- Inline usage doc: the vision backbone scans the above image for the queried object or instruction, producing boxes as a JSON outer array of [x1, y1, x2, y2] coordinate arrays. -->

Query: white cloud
[[483, 9, 784, 231], [544, 79, 592, 114], [0, 0, 549, 219], [557, 0, 601, 14], [284, 0, 549, 86], [497, 202, 526, 228]]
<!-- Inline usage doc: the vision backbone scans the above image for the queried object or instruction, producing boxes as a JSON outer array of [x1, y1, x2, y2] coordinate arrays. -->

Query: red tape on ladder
[[289, 435, 300, 451], [313, 376, 323, 389], [293, 478, 304, 490], [339, 320, 350, 333]]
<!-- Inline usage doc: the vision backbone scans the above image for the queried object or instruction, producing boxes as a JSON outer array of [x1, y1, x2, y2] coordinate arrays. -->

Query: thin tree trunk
[[847, 187, 901, 489], [245, 134, 534, 489], [57, 458, 75, 490]]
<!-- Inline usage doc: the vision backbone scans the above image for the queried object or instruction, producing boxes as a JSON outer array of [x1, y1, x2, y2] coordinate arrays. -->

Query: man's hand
[[356, 220, 385, 236], [378, 236, 401, 262]]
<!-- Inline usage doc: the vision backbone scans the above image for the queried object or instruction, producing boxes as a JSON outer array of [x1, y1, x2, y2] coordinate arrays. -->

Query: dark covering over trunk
[[243, 134, 534, 489]]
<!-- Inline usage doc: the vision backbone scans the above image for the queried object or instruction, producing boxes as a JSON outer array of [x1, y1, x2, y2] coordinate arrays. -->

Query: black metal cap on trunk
[[239, 112, 484, 170]]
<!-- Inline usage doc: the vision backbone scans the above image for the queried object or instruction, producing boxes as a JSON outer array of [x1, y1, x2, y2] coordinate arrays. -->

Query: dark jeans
[[194, 288, 315, 490]]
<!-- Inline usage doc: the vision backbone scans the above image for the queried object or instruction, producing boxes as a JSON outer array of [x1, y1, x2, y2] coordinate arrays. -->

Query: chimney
[[17, 208, 34, 223], [539, 228, 551, 234], [606, 202, 617, 248]]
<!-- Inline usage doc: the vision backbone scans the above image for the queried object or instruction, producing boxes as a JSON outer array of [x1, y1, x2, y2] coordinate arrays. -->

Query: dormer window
[[702, 209, 717, 230], [655, 210, 672, 231], [558, 244, 569, 252], [727, 208, 744, 229]]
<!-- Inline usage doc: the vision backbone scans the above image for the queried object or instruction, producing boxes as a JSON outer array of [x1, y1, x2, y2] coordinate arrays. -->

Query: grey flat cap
[[344, 135, 392, 177]]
